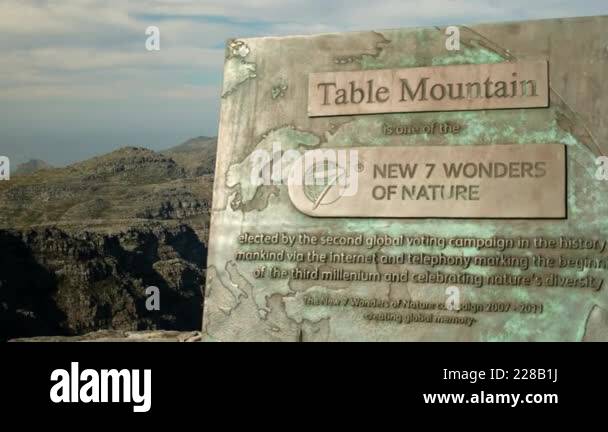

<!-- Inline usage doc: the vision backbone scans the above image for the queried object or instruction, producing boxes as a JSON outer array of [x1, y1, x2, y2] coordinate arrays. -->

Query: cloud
[[2, 0, 607, 102], [0, 0, 607, 164]]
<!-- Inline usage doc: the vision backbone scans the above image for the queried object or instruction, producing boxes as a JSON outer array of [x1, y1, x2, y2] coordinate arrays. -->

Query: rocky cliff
[[0, 137, 216, 341]]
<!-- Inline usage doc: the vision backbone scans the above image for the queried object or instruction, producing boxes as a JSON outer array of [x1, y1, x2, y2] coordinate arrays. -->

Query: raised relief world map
[[203, 16, 608, 341]]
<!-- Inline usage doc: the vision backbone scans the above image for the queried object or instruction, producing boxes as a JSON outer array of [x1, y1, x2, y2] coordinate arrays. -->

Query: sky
[[1, 0, 607, 167]]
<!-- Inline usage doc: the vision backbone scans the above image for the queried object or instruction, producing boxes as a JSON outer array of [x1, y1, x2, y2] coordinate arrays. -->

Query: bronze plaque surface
[[204, 16, 608, 342], [287, 144, 566, 218], [308, 61, 549, 116]]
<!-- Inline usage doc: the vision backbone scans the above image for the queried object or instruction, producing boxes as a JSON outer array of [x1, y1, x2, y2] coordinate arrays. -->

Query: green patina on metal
[[205, 17, 608, 341], [325, 27, 605, 340], [228, 104, 606, 340]]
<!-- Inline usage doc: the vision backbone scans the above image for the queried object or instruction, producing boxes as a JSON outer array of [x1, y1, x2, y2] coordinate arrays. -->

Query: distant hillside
[[162, 136, 217, 176], [0, 145, 214, 228], [0, 137, 217, 340], [15, 159, 53, 175]]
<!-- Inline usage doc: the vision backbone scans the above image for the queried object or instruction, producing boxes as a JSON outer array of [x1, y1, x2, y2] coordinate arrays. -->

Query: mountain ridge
[[0, 138, 217, 228], [0, 136, 217, 341]]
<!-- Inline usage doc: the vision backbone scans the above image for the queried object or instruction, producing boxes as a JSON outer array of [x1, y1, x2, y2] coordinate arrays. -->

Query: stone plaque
[[204, 16, 608, 342], [287, 144, 566, 218], [308, 61, 549, 116]]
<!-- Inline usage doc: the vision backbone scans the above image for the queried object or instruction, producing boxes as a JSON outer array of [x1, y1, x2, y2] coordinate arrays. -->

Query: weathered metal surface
[[204, 16, 608, 341]]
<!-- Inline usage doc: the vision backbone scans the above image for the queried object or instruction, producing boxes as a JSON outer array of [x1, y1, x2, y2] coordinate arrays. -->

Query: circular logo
[[303, 160, 351, 209]]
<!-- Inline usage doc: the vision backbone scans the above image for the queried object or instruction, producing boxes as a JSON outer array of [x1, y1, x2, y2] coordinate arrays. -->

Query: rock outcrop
[[10, 330, 203, 342], [14, 159, 53, 176], [0, 137, 217, 341], [0, 224, 205, 341]]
